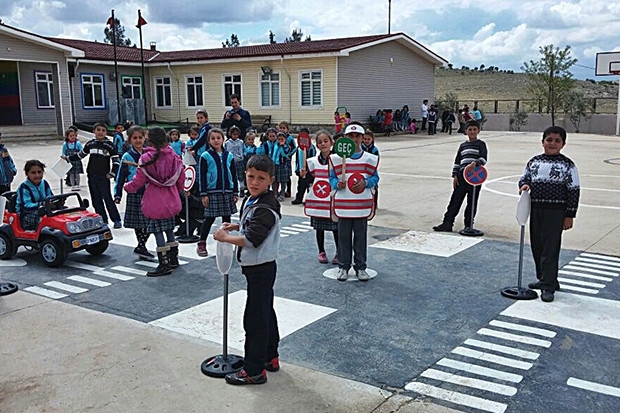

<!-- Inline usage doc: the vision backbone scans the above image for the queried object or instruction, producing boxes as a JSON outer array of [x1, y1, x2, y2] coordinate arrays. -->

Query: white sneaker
[[356, 269, 369, 282], [337, 268, 349, 281]]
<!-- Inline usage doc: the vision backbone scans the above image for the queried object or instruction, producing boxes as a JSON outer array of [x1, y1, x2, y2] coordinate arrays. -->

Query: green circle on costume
[[334, 137, 356, 158]]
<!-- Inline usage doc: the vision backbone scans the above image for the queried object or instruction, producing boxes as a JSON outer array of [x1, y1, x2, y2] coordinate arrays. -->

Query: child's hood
[[249, 191, 281, 218], [140, 146, 183, 187]]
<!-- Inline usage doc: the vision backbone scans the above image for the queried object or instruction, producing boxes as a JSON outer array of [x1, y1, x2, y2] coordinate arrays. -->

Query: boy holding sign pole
[[292, 128, 316, 205], [329, 122, 379, 282]]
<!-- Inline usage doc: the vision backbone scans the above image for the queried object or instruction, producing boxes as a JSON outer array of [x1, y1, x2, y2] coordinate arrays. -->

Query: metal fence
[[462, 98, 617, 115]]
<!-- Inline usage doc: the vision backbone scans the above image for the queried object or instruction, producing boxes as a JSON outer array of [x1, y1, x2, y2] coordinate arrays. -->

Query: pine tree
[[104, 18, 133, 47]]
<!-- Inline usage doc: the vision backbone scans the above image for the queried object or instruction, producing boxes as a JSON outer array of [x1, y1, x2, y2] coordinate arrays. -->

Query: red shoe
[[265, 357, 280, 372], [225, 369, 267, 385], [318, 252, 328, 264]]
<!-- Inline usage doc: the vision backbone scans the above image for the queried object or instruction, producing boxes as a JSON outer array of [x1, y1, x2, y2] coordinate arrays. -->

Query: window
[[81, 74, 105, 109], [35, 71, 54, 108], [260, 72, 280, 107], [121, 76, 142, 99], [186, 75, 204, 107], [223, 74, 242, 106], [300, 70, 322, 107], [155, 76, 172, 108]]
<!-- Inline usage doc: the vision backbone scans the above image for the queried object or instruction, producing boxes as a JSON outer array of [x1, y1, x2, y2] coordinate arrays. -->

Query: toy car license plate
[[85, 235, 100, 245]]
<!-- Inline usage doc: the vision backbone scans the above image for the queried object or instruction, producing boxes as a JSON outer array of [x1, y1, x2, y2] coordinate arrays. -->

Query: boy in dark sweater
[[213, 154, 281, 385], [519, 126, 580, 302], [433, 120, 488, 232], [67, 122, 122, 228]]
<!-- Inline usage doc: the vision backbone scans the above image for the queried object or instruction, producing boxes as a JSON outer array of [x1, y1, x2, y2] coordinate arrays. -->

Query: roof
[[0, 23, 84, 58], [152, 34, 393, 62], [1, 23, 446, 66], [47, 38, 160, 63]]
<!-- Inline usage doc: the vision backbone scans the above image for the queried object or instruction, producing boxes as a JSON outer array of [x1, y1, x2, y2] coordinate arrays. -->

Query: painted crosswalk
[[406, 317, 557, 413], [557, 252, 619, 295]]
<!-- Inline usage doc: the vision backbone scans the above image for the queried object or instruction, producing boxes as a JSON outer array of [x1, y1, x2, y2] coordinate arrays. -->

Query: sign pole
[[501, 191, 538, 300], [459, 165, 487, 237], [616, 74, 620, 136], [177, 165, 199, 244]]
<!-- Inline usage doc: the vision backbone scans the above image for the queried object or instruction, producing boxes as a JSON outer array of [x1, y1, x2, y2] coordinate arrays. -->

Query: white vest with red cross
[[304, 156, 332, 219], [329, 152, 379, 218]]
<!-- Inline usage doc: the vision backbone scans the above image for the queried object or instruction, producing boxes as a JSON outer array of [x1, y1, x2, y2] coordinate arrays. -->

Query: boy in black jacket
[[214, 154, 281, 385], [67, 122, 122, 228], [519, 126, 580, 303]]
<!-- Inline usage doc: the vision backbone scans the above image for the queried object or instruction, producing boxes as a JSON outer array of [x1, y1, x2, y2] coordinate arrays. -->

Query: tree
[[522, 44, 577, 126], [104, 18, 133, 47], [285, 28, 310, 42], [222, 34, 240, 48], [268, 30, 276, 44], [510, 108, 529, 131], [435, 92, 459, 114], [563, 90, 594, 133]]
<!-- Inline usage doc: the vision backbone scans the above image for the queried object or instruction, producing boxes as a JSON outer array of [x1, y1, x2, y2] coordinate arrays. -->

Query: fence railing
[[460, 98, 617, 115]]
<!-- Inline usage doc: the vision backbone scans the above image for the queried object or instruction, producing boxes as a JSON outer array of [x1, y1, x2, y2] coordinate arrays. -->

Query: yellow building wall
[[149, 56, 338, 128]]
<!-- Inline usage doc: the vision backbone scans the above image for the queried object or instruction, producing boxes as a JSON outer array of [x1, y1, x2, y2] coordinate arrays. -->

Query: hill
[[434, 68, 618, 113]]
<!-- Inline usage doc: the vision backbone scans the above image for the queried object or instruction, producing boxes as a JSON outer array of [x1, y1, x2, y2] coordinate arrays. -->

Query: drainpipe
[[280, 55, 292, 124], [70, 60, 80, 126], [166, 63, 181, 122]]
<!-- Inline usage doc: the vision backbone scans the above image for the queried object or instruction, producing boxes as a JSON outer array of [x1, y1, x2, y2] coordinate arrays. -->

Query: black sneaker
[[265, 357, 280, 372], [528, 281, 560, 291], [432, 223, 452, 232], [225, 369, 267, 385], [291, 199, 303, 205], [541, 290, 555, 302]]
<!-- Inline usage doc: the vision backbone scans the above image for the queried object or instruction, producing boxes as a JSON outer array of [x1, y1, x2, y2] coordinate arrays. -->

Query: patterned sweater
[[518, 154, 580, 217], [452, 139, 488, 177]]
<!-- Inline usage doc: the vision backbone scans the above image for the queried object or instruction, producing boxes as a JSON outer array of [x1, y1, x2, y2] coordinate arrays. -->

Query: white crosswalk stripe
[[477, 328, 552, 347], [405, 382, 508, 413], [67, 276, 111, 287], [436, 358, 523, 383], [557, 277, 606, 288], [24, 286, 68, 299], [451, 346, 534, 370], [560, 284, 599, 294], [580, 252, 620, 263], [488, 320, 556, 338], [420, 368, 518, 396], [463, 339, 540, 360], [558, 270, 613, 282], [574, 256, 620, 268]]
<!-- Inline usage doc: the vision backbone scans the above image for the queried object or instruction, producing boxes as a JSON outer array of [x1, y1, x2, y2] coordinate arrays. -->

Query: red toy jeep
[[0, 191, 113, 267]]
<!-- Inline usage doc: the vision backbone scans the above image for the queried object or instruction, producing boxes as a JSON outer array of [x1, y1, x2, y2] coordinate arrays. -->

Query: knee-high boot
[[147, 246, 172, 277], [166, 241, 179, 269]]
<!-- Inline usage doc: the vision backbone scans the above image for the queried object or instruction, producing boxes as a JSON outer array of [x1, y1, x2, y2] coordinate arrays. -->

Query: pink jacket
[[124, 146, 184, 219]]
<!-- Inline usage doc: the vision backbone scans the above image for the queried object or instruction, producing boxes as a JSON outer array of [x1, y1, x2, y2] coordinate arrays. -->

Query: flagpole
[[137, 9, 148, 126], [111, 9, 121, 125]]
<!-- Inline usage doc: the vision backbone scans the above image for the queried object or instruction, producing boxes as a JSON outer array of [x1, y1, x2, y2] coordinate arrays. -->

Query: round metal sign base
[[0, 282, 18, 296], [201, 354, 244, 378], [459, 227, 484, 237], [177, 235, 200, 244], [500, 286, 539, 300]]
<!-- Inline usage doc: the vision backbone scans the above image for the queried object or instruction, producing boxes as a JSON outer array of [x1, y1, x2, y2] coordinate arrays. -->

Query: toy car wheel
[[85, 240, 109, 256], [39, 238, 67, 267], [0, 232, 16, 260]]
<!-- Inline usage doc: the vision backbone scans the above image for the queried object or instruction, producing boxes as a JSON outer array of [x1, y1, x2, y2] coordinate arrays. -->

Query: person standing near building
[[420, 99, 429, 131], [221, 94, 252, 141]]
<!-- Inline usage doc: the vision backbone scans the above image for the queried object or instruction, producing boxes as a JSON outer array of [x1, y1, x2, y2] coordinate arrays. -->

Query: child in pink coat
[[124, 127, 184, 277]]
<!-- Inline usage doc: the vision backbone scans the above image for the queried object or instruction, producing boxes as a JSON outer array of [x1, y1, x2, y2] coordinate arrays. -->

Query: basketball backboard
[[596, 51, 620, 75]]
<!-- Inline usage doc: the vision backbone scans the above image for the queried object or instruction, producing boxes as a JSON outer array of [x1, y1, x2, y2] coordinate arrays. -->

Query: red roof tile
[[152, 34, 393, 62], [45, 37, 160, 62]]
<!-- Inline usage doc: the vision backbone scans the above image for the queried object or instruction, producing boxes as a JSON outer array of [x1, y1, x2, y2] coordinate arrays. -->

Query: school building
[[0, 22, 446, 137]]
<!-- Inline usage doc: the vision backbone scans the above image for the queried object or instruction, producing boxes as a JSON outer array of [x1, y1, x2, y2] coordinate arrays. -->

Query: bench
[[252, 115, 272, 132]]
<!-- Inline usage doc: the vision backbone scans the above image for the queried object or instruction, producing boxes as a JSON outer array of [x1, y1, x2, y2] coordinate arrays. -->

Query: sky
[[2, 0, 620, 80]]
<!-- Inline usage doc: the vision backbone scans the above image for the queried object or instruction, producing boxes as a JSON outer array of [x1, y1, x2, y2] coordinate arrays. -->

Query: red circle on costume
[[312, 180, 331, 199], [347, 173, 365, 194]]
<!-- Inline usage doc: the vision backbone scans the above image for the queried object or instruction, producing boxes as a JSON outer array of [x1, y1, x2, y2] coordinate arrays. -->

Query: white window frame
[[299, 69, 323, 109], [222, 73, 242, 107], [154, 76, 172, 108], [259, 71, 281, 108], [185, 74, 204, 108], [80, 73, 105, 109], [35, 71, 54, 109], [121, 75, 143, 99]]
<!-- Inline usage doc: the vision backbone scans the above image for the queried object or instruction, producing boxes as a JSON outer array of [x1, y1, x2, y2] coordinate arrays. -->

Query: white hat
[[344, 124, 364, 135]]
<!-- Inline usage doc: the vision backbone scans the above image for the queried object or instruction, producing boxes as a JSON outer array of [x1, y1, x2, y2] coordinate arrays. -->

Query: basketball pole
[[616, 74, 620, 136]]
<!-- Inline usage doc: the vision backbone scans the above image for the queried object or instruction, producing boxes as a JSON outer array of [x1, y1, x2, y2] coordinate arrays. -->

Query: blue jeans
[[337, 217, 368, 271]]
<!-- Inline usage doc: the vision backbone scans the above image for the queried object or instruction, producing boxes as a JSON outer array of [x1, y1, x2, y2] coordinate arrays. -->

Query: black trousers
[[530, 208, 564, 291], [242, 261, 280, 375], [442, 174, 480, 228], [421, 116, 428, 130], [88, 174, 121, 223], [294, 172, 311, 202]]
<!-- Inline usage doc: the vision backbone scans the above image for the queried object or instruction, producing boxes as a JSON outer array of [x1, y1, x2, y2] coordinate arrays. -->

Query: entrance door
[[0, 61, 22, 125]]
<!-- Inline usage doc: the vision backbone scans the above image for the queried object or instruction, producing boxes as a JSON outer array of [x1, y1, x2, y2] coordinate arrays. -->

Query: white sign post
[[51, 158, 73, 194]]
